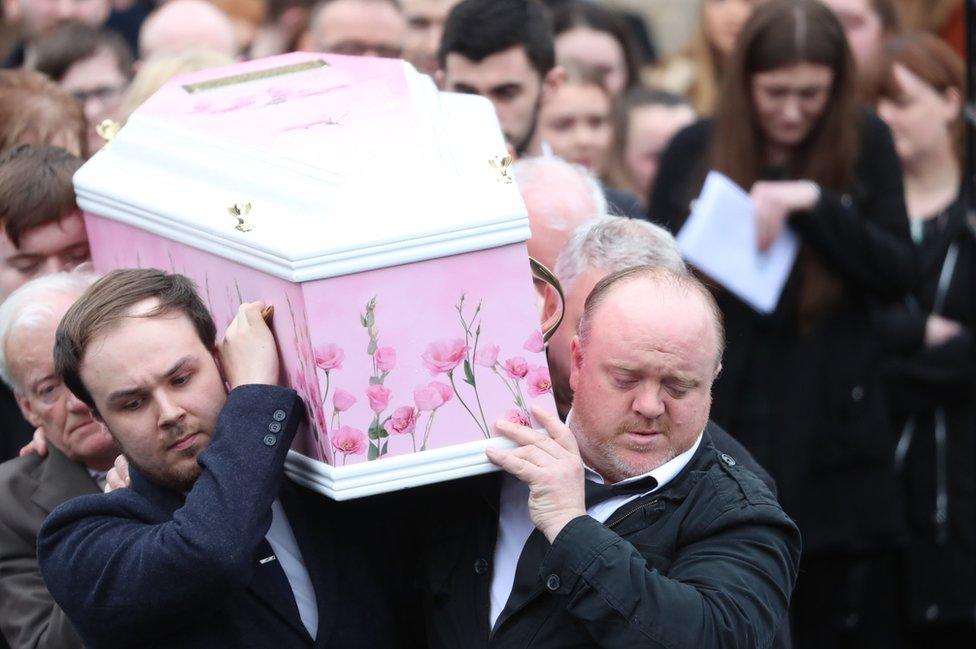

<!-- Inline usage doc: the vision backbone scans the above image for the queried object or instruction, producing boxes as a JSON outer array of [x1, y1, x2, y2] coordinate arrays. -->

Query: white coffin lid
[[74, 52, 530, 282]]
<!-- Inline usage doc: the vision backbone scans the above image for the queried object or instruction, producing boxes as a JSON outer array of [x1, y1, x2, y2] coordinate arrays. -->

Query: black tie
[[494, 474, 659, 630]]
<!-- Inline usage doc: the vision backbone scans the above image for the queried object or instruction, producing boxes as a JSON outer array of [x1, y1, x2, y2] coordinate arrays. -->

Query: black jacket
[[649, 114, 913, 555], [875, 198, 976, 626], [0, 384, 33, 464], [38, 385, 420, 649], [414, 426, 801, 648]]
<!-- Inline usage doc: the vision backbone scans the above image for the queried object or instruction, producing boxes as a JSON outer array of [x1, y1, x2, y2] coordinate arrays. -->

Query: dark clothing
[[105, 1, 155, 59], [603, 185, 646, 220], [38, 385, 418, 649], [706, 420, 777, 496], [649, 114, 913, 556], [0, 43, 25, 69], [875, 199, 976, 634], [414, 426, 801, 649], [0, 384, 33, 464], [0, 446, 97, 649]]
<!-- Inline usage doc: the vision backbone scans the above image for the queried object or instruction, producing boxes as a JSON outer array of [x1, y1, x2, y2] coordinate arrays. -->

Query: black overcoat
[[648, 113, 914, 555]]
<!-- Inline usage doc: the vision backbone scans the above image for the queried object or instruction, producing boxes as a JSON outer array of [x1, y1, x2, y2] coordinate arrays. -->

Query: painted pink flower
[[526, 366, 552, 397], [504, 409, 531, 427], [431, 381, 453, 404], [413, 381, 453, 411], [332, 388, 356, 412], [474, 344, 500, 367], [421, 339, 468, 376], [366, 385, 391, 414], [504, 357, 529, 379], [384, 406, 417, 435], [523, 330, 545, 353], [314, 343, 345, 371], [375, 346, 397, 372], [332, 426, 366, 455]]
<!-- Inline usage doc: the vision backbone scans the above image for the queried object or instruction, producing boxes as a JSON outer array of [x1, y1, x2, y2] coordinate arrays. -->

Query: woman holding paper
[[649, 1, 913, 645], [874, 33, 976, 644]]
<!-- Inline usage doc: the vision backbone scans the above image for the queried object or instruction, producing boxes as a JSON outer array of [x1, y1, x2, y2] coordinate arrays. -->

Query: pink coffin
[[75, 53, 555, 499]]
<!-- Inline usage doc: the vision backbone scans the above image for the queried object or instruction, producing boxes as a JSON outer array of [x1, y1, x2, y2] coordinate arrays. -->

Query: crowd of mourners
[[0, 0, 971, 647]]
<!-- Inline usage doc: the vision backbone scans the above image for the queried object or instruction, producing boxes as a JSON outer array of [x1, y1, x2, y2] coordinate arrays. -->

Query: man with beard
[[37, 269, 419, 649], [0, 271, 116, 649], [437, 0, 562, 156], [415, 266, 800, 648]]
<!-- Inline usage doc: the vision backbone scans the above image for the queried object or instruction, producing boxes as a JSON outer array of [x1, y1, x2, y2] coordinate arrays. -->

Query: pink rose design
[[421, 339, 468, 376], [384, 406, 417, 435], [332, 388, 356, 412], [366, 384, 392, 414], [375, 346, 397, 372], [332, 426, 366, 455], [504, 357, 529, 379], [314, 343, 345, 371], [431, 381, 453, 404], [474, 344, 499, 368], [413, 381, 453, 411], [504, 409, 531, 427], [523, 330, 545, 353], [526, 366, 552, 397]]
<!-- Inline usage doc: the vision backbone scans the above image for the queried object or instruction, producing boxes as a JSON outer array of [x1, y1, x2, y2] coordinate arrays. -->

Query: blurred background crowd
[[0, 0, 972, 647]]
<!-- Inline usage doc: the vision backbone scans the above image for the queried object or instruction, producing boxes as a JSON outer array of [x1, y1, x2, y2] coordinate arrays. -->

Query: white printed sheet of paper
[[676, 171, 799, 314]]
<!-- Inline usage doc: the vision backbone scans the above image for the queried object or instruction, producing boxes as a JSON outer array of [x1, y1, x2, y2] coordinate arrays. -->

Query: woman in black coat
[[874, 34, 976, 645], [649, 2, 913, 646]]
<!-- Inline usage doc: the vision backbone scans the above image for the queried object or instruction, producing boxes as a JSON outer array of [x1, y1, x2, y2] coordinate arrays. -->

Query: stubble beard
[[570, 396, 677, 484], [123, 423, 206, 493]]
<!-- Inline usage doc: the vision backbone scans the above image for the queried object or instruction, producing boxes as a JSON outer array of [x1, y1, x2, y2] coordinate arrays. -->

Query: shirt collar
[[567, 408, 704, 491]]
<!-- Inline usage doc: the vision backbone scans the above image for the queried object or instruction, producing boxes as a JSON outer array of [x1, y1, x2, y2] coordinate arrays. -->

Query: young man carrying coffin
[[37, 269, 421, 649]]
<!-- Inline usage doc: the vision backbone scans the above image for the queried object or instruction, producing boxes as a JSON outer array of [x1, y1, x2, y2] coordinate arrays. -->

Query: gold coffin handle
[[530, 256, 564, 343]]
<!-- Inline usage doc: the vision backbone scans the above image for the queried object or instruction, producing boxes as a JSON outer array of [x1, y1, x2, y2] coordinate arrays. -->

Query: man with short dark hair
[[37, 269, 418, 648], [0, 144, 89, 463], [437, 0, 562, 155], [415, 266, 800, 648], [32, 23, 134, 155]]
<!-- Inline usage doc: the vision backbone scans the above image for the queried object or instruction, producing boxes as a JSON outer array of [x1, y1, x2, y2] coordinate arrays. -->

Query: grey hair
[[513, 156, 608, 232], [554, 216, 687, 293], [0, 271, 98, 391]]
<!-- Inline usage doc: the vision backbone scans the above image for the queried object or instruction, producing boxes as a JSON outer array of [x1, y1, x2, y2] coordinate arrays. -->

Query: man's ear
[[943, 87, 962, 120], [541, 283, 558, 323], [540, 65, 565, 105], [569, 335, 583, 391], [211, 346, 228, 387], [714, 361, 723, 381], [14, 391, 42, 429]]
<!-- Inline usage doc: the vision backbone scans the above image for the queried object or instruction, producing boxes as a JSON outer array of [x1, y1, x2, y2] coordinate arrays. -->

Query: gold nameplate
[[183, 60, 329, 94]]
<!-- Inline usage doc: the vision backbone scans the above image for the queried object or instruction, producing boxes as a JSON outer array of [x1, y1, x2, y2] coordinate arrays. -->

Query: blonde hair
[[119, 50, 234, 120]]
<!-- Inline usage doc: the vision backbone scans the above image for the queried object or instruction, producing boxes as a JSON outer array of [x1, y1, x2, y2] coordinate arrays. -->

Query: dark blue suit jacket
[[37, 385, 420, 648]]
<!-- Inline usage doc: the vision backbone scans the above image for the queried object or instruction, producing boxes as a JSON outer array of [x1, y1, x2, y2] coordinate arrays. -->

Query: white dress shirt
[[489, 431, 704, 628], [266, 499, 319, 639]]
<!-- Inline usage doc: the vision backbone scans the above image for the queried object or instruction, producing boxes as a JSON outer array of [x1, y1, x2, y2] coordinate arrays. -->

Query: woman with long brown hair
[[875, 32, 975, 645], [650, 1, 913, 646]]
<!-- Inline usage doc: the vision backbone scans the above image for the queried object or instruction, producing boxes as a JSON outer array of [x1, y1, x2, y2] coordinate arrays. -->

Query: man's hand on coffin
[[104, 454, 130, 493], [487, 406, 587, 543], [218, 301, 280, 390], [18, 426, 48, 458]]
